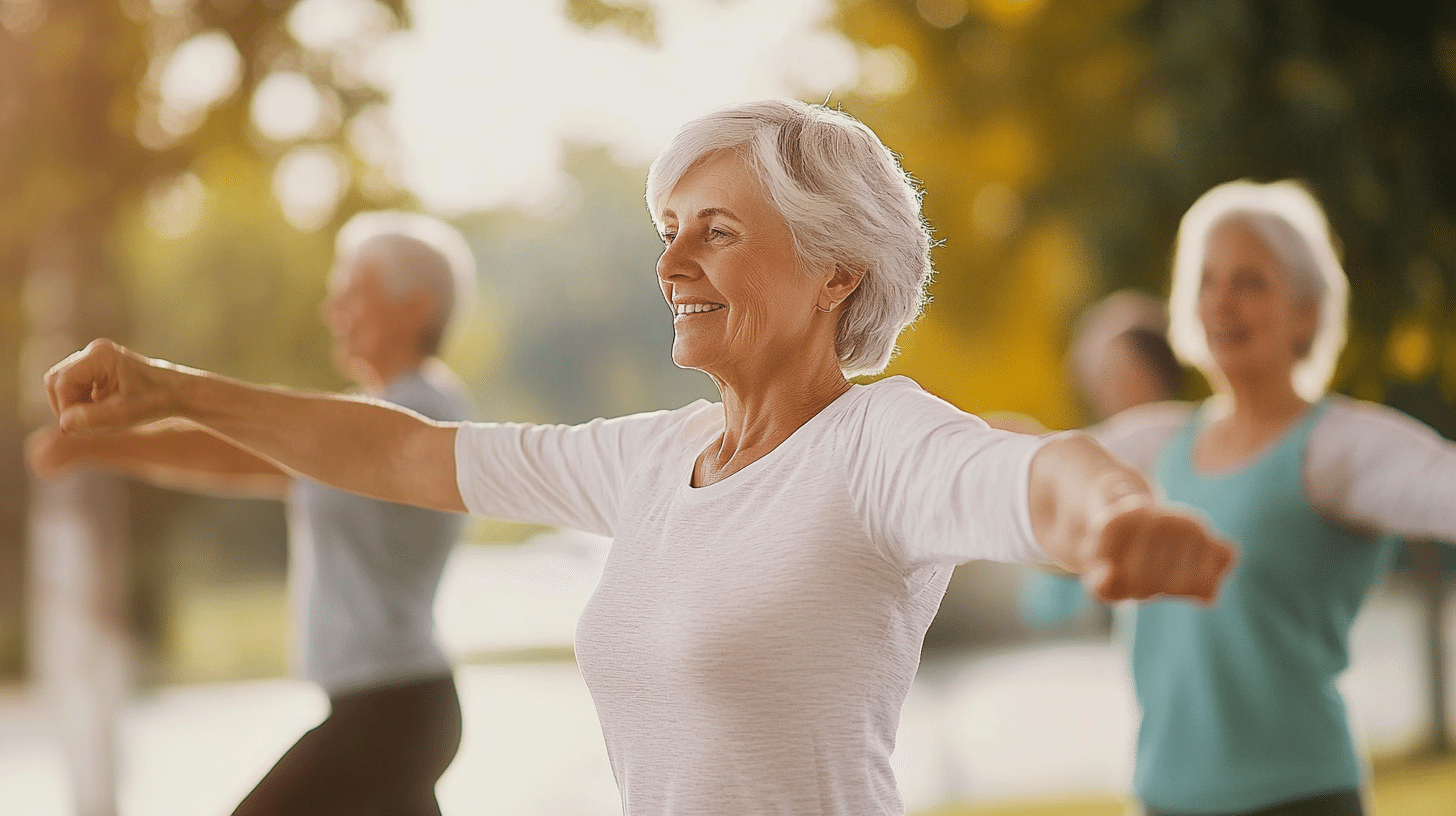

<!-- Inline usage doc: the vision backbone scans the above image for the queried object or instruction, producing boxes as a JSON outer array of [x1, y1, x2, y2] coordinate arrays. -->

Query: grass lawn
[[917, 751, 1456, 816]]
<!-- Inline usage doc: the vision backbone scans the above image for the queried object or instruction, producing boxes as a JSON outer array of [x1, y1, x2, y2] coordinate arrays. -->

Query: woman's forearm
[[1029, 432, 1153, 571], [30, 426, 292, 499], [46, 339, 466, 512], [169, 366, 465, 511], [1028, 431, 1232, 603]]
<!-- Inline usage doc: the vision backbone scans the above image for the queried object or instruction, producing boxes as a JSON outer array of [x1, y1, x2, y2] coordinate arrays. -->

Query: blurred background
[[1, 0, 1454, 814]]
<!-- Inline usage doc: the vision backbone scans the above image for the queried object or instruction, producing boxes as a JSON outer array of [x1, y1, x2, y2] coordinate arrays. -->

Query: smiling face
[[1196, 219, 1317, 386], [656, 150, 838, 383]]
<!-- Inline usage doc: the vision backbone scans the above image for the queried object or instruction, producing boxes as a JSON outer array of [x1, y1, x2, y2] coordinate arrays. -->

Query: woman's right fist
[[44, 339, 176, 435]]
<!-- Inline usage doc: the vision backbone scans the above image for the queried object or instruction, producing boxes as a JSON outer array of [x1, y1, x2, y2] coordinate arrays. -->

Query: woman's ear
[[817, 263, 866, 312]]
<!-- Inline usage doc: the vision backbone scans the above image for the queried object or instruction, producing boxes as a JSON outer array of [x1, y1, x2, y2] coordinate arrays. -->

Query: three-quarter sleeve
[[454, 403, 707, 536], [1307, 399, 1456, 542], [843, 380, 1052, 569]]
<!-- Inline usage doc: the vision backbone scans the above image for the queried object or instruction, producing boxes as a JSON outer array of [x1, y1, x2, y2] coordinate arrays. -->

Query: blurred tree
[[0, 1, 410, 812], [453, 144, 718, 427], [834, 0, 1456, 435], [833, 0, 1456, 664]]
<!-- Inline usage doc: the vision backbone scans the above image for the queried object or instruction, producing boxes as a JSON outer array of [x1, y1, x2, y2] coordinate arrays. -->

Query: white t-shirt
[[1092, 395, 1456, 540], [455, 375, 1049, 815]]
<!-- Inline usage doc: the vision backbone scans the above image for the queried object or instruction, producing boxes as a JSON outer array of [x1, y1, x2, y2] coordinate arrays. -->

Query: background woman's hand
[[44, 339, 178, 434], [24, 424, 82, 479], [1080, 496, 1236, 605]]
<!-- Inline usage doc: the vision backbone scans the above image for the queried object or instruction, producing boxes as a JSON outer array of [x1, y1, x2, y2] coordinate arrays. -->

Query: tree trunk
[[1412, 540, 1450, 755], [22, 224, 131, 816]]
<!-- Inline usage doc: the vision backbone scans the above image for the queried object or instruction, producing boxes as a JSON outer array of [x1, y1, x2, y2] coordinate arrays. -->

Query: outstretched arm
[[1029, 432, 1235, 604], [27, 424, 291, 499], [44, 339, 464, 512], [1310, 400, 1456, 544]]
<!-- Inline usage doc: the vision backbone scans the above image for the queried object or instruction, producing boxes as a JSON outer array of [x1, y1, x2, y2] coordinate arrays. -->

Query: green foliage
[[834, 0, 1456, 431]]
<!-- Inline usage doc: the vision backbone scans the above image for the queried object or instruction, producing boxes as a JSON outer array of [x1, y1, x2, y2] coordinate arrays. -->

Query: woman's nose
[[656, 239, 698, 282]]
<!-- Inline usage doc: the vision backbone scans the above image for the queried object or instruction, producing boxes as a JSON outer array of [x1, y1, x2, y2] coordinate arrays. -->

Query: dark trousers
[[1144, 788, 1365, 816], [231, 674, 463, 816]]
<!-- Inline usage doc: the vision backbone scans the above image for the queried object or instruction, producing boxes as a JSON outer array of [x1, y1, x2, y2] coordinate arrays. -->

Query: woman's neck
[[356, 351, 427, 397], [1218, 367, 1310, 429], [694, 353, 851, 487], [1194, 369, 1312, 473]]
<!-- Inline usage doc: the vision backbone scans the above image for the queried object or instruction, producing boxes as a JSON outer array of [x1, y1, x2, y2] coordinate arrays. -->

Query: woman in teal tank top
[[1105, 180, 1456, 816]]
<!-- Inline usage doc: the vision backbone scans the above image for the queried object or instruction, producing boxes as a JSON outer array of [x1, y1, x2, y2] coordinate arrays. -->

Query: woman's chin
[[1211, 352, 1288, 384], [669, 345, 709, 373]]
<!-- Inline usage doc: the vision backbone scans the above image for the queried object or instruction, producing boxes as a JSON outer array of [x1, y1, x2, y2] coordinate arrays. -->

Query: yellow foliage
[[967, 115, 1042, 189], [1385, 320, 1435, 382], [966, 0, 1048, 28]]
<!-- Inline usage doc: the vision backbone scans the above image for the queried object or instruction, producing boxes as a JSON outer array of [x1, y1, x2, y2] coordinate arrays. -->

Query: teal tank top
[[1132, 399, 1399, 813]]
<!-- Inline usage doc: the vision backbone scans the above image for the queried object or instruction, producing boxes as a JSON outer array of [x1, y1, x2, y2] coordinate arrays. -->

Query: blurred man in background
[[27, 212, 476, 816]]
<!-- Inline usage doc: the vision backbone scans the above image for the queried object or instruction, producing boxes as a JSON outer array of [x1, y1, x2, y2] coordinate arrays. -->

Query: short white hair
[[333, 211, 477, 354], [645, 99, 933, 377], [1167, 179, 1348, 400]]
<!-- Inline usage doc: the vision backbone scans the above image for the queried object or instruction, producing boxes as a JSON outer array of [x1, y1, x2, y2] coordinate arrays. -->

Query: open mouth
[[673, 303, 725, 317]]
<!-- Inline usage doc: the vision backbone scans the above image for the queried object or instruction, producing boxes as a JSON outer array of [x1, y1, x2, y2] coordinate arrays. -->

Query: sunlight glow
[[157, 31, 241, 137], [144, 173, 206, 240], [287, 0, 396, 52], [251, 72, 329, 143], [373, 0, 858, 215], [272, 147, 348, 232]]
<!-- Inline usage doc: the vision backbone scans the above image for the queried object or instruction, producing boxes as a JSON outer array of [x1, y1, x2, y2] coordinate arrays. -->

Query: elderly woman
[[1091, 180, 1456, 816], [31, 212, 476, 816], [44, 99, 1232, 815]]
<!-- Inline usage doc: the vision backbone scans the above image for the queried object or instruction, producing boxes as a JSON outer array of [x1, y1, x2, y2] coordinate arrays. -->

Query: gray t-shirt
[[288, 362, 473, 694]]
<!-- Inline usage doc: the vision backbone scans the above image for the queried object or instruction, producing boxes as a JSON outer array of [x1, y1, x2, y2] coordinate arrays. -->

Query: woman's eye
[[709, 227, 730, 240], [661, 232, 676, 245]]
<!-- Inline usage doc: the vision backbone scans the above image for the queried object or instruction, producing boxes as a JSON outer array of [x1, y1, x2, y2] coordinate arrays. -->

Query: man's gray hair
[[645, 99, 933, 377], [1167, 179, 1348, 400], [333, 211, 477, 355]]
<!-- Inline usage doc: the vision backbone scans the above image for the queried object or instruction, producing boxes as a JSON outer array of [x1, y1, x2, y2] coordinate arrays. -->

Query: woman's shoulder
[[853, 375, 967, 417], [604, 399, 722, 439], [1314, 394, 1446, 448]]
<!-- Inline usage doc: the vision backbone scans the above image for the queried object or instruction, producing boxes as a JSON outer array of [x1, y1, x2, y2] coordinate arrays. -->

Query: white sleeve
[[1307, 399, 1456, 542], [1085, 401, 1193, 474], [454, 406, 697, 536], [844, 382, 1052, 569]]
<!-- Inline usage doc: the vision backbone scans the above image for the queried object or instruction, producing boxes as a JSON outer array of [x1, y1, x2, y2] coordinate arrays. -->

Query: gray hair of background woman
[[645, 99, 934, 378], [333, 211, 478, 355], [1167, 179, 1349, 401]]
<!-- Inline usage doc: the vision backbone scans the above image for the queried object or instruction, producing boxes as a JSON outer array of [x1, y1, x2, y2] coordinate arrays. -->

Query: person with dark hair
[[1016, 292, 1185, 628], [1118, 326, 1183, 403], [38, 100, 1234, 815], [28, 212, 476, 816]]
